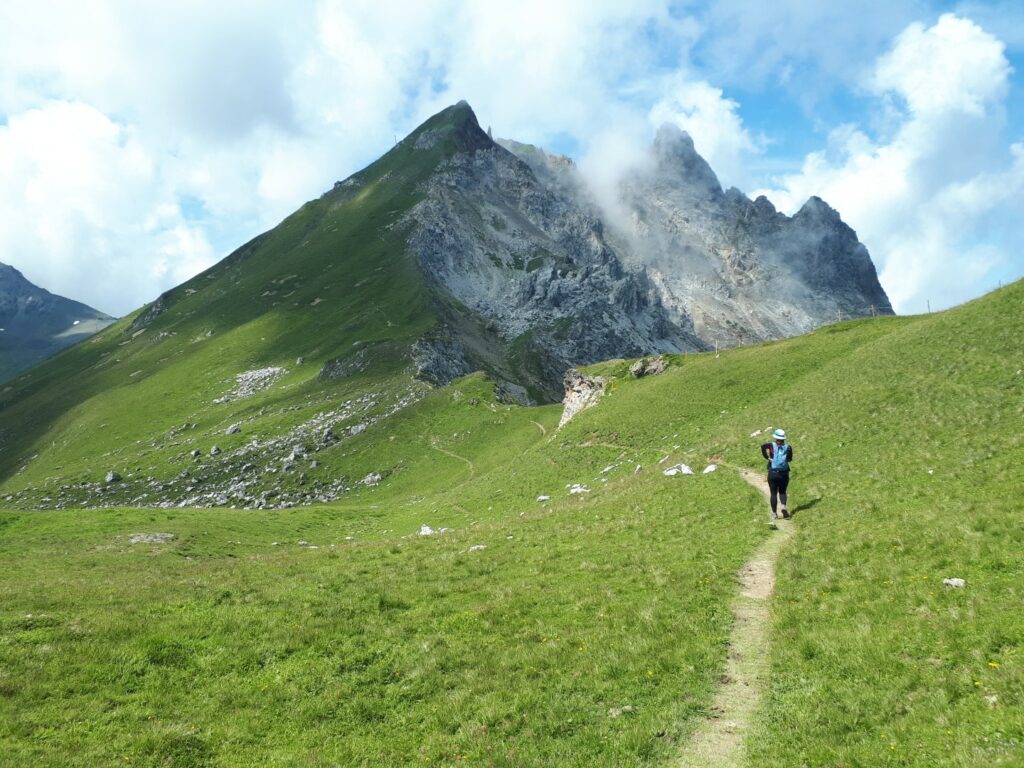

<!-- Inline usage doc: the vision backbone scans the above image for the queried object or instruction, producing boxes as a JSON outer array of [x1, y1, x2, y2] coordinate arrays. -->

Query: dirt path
[[675, 468, 794, 768], [532, 420, 548, 436], [429, 441, 475, 480]]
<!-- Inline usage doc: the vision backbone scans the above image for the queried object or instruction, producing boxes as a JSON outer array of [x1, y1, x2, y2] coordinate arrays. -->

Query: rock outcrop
[[559, 369, 607, 428], [629, 356, 669, 378]]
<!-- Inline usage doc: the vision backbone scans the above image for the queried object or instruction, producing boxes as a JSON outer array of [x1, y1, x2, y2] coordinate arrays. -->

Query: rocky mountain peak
[[651, 123, 722, 194], [795, 195, 841, 221], [407, 100, 494, 155]]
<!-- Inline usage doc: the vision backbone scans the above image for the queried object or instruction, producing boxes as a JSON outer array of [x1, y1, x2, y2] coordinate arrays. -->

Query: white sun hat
[[772, 428, 786, 440]]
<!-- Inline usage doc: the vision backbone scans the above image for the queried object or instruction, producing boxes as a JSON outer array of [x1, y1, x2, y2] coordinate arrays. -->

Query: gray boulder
[[629, 355, 668, 378]]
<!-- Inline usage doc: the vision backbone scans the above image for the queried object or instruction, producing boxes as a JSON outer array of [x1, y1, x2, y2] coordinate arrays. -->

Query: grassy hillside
[[0, 106, 481, 506], [1, 280, 1021, 765]]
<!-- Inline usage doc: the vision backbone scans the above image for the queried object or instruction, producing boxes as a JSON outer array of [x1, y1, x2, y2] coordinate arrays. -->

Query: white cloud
[[758, 14, 1021, 313], [0, 102, 215, 315], [873, 13, 1011, 116]]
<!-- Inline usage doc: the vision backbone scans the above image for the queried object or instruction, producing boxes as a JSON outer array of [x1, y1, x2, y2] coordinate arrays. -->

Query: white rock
[[943, 577, 965, 588], [468, 544, 487, 553], [600, 465, 615, 474], [129, 532, 175, 544], [663, 463, 694, 477], [536, 495, 551, 502], [750, 429, 762, 437], [703, 464, 717, 473], [568, 484, 591, 495]]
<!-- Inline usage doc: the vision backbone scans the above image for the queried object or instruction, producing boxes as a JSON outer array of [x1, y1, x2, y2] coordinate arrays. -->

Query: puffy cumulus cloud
[[872, 13, 1011, 116], [648, 77, 763, 189], [0, 102, 215, 315], [758, 14, 1021, 313]]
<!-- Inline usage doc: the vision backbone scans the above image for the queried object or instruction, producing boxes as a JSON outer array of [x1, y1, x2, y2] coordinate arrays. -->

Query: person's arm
[[787, 445, 793, 462], [761, 443, 772, 460]]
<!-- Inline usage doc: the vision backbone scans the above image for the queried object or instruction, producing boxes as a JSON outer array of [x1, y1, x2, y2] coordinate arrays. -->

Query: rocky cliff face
[[395, 104, 890, 399], [509, 122, 892, 348], [0, 262, 114, 381]]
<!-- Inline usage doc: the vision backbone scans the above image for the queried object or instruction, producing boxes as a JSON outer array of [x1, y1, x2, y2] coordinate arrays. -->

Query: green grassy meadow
[[2, 281, 1023, 765]]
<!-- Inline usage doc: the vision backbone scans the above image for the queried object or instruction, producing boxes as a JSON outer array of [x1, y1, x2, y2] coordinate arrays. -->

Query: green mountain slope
[[1, 280, 1021, 765], [0, 105, 485, 505]]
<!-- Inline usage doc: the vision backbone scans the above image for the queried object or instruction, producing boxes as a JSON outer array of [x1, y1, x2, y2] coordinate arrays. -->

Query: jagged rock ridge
[[505, 121, 892, 348]]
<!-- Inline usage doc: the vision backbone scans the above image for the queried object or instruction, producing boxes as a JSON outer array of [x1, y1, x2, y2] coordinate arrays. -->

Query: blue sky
[[0, 0, 1021, 316]]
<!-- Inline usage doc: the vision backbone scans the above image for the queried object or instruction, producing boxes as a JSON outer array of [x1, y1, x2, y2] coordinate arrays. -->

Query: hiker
[[761, 428, 793, 519]]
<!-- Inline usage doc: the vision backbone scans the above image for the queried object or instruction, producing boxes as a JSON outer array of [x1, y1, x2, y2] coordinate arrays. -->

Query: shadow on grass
[[791, 497, 822, 516]]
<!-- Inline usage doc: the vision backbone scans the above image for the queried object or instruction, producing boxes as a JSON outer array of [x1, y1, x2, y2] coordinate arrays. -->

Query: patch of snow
[[468, 544, 487, 553], [942, 577, 965, 588], [568, 484, 591, 495], [703, 464, 717, 473], [536, 495, 551, 502]]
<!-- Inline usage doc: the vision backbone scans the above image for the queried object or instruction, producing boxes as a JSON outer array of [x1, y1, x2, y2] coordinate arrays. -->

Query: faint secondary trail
[[532, 420, 547, 436], [429, 440, 476, 480], [675, 468, 794, 768]]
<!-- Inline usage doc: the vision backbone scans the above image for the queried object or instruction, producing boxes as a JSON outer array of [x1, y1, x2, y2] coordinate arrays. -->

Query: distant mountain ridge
[[0, 263, 114, 382]]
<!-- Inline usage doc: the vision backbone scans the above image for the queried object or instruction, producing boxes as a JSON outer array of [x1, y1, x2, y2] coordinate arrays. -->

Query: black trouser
[[767, 469, 790, 514]]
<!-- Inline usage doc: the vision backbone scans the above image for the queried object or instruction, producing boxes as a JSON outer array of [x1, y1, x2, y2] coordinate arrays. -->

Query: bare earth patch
[[675, 468, 794, 767]]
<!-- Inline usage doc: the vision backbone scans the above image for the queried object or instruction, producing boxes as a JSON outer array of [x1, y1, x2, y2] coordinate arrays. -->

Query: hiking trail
[[429, 440, 476, 480], [675, 468, 794, 767]]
